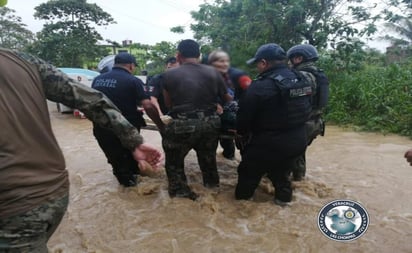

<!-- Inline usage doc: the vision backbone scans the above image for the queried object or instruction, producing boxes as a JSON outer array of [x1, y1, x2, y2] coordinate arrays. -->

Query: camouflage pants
[[291, 117, 324, 179], [305, 116, 324, 146], [162, 115, 221, 196], [0, 194, 69, 253]]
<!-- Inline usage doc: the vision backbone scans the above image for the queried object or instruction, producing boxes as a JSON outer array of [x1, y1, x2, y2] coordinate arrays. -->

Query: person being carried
[[162, 39, 232, 200], [91, 52, 165, 187], [207, 49, 252, 160], [286, 44, 330, 181], [0, 47, 162, 252]]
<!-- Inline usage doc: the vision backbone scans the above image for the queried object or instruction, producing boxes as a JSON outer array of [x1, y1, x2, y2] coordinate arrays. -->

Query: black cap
[[177, 39, 200, 58], [114, 52, 137, 66], [246, 43, 286, 65], [165, 56, 177, 64]]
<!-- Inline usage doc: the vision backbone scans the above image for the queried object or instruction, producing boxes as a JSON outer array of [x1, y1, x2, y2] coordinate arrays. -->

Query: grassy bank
[[323, 61, 412, 138]]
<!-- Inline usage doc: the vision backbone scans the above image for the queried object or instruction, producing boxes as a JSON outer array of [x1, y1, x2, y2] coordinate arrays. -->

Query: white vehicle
[[56, 68, 100, 114]]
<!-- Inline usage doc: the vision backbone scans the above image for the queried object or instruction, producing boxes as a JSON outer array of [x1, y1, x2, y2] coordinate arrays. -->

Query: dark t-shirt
[[163, 62, 228, 113], [92, 67, 149, 124], [0, 49, 68, 218], [147, 73, 168, 114]]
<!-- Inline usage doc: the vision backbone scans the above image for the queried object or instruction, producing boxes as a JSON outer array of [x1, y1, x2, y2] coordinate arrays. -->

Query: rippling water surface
[[47, 105, 412, 253]]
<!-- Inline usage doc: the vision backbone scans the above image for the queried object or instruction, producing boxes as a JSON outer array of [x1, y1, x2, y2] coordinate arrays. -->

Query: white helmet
[[97, 55, 115, 73]]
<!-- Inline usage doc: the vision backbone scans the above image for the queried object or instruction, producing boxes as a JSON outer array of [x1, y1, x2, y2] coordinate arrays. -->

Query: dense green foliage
[[28, 0, 115, 67], [135, 41, 177, 75], [320, 56, 412, 137], [188, 0, 379, 70], [0, 7, 34, 50], [316, 0, 412, 138]]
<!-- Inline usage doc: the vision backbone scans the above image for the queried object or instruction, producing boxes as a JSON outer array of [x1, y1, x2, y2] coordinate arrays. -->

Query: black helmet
[[287, 44, 319, 61]]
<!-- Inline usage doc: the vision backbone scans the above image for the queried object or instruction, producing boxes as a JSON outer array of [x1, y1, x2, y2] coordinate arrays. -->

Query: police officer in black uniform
[[287, 44, 330, 181], [235, 43, 311, 205], [92, 52, 165, 187]]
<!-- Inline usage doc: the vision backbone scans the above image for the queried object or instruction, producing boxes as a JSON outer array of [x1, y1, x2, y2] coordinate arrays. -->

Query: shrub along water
[[322, 60, 412, 138]]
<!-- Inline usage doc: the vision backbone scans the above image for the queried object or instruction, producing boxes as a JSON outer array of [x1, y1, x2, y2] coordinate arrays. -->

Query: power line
[[157, 0, 199, 13], [95, 1, 199, 37], [97, 3, 168, 31]]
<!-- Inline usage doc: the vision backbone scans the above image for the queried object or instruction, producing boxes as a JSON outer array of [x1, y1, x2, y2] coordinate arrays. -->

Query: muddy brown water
[[46, 104, 412, 253]]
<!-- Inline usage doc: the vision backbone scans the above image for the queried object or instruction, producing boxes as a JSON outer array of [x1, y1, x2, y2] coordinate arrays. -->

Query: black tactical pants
[[93, 125, 140, 187], [162, 115, 221, 199], [235, 127, 307, 203], [236, 157, 293, 202], [219, 137, 235, 159]]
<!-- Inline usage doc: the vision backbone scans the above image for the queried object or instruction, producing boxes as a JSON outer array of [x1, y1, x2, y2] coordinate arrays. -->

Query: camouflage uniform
[[162, 113, 221, 199], [0, 195, 68, 253], [1, 48, 144, 252], [291, 61, 327, 180], [162, 40, 229, 200]]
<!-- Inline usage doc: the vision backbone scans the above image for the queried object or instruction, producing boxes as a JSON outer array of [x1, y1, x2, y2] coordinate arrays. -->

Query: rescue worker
[[147, 57, 179, 116], [162, 39, 232, 200], [287, 44, 330, 180], [92, 52, 165, 187], [0, 46, 163, 252], [208, 49, 252, 160], [235, 43, 311, 205]]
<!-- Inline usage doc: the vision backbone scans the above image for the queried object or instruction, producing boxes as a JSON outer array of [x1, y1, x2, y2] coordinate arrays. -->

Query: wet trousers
[[93, 125, 140, 186], [236, 155, 293, 202], [219, 137, 235, 159], [236, 127, 307, 202], [162, 116, 221, 196], [291, 116, 324, 179], [0, 194, 69, 253]]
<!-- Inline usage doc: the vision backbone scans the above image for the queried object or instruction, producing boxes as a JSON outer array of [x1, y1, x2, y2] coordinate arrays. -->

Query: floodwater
[[47, 105, 412, 253]]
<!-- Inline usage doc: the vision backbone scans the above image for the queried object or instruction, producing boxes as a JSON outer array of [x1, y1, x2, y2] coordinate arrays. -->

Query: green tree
[[0, 7, 34, 50], [382, 16, 412, 46], [145, 41, 177, 75], [381, 0, 412, 45], [188, 0, 379, 70], [28, 0, 115, 67], [378, 0, 412, 64]]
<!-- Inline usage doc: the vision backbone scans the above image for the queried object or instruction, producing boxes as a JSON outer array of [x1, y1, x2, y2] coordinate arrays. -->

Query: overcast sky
[[7, 0, 208, 45], [7, 0, 390, 51]]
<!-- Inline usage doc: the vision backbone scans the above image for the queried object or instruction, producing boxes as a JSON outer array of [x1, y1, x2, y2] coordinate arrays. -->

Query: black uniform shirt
[[147, 73, 168, 114], [92, 67, 149, 123], [236, 64, 297, 135]]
